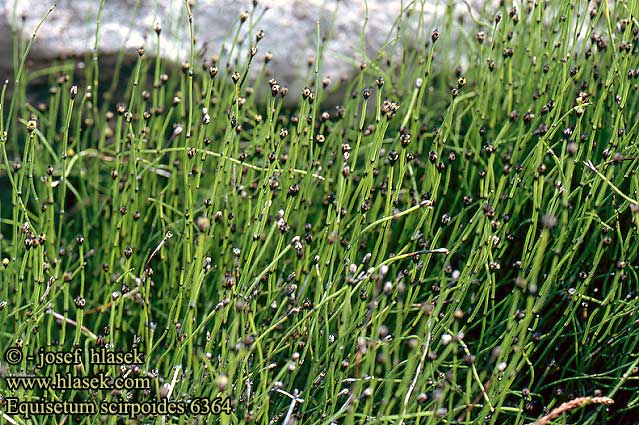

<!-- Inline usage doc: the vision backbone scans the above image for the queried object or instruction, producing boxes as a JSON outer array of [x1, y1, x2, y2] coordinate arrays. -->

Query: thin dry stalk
[[532, 396, 614, 425]]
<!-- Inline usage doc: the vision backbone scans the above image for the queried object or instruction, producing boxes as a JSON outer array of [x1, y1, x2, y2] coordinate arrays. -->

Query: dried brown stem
[[532, 396, 614, 425]]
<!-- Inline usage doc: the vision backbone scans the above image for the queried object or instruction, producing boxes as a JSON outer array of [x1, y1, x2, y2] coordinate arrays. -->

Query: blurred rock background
[[0, 0, 492, 97]]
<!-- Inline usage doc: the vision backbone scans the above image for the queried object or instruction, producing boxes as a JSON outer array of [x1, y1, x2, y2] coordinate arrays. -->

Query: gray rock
[[0, 0, 493, 97]]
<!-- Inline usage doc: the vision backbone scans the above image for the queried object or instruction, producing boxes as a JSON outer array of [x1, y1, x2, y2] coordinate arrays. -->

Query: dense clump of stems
[[0, 1, 638, 424]]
